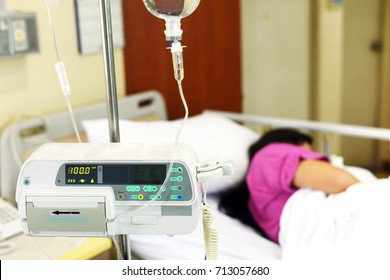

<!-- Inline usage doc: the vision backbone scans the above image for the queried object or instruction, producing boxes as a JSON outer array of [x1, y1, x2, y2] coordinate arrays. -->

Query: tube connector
[[170, 41, 184, 82], [54, 62, 71, 96], [164, 17, 183, 41]]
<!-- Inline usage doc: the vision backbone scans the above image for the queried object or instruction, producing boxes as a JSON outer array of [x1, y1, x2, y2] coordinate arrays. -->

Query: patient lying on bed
[[219, 128, 390, 259], [83, 113, 389, 259], [219, 129, 359, 243]]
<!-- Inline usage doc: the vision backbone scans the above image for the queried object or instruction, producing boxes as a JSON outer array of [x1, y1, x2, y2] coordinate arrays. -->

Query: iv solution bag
[[143, 0, 201, 41], [143, 0, 201, 20]]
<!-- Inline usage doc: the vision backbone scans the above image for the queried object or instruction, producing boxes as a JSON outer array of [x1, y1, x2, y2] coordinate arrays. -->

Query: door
[[340, 0, 382, 169], [121, 0, 242, 120]]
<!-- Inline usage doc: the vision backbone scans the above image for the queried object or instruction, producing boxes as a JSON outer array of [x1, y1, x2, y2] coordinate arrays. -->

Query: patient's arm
[[293, 159, 360, 194]]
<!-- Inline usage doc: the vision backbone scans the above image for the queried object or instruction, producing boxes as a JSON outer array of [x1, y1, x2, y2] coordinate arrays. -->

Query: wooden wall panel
[[122, 0, 242, 120]]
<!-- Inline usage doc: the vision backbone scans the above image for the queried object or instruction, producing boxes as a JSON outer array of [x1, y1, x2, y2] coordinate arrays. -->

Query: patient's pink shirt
[[247, 143, 327, 244]]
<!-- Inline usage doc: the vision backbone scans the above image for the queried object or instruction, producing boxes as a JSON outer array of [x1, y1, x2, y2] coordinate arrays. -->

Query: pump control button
[[170, 176, 183, 182]]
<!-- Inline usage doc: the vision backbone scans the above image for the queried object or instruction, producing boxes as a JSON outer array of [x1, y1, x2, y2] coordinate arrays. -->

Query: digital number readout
[[67, 166, 91, 175], [65, 165, 97, 184], [65, 164, 167, 185]]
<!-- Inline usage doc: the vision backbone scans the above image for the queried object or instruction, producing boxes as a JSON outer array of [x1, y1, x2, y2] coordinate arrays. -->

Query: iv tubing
[[175, 81, 189, 144], [115, 79, 188, 217], [115, 42, 188, 216], [44, 0, 60, 62], [65, 95, 82, 143], [44, 0, 82, 143]]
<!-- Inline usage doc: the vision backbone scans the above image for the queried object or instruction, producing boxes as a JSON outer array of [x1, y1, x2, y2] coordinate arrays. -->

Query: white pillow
[[81, 112, 260, 192]]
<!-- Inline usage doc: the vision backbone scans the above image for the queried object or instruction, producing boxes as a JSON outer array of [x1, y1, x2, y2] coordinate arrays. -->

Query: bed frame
[[2, 89, 390, 202], [0, 90, 167, 201], [205, 110, 390, 141]]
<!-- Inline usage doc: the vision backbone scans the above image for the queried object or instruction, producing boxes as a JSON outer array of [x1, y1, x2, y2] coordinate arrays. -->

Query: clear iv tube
[[44, 0, 60, 62], [116, 39, 188, 217], [175, 81, 188, 143], [45, 0, 82, 143], [115, 44, 188, 223], [114, 3, 198, 257], [116, 79, 188, 218]]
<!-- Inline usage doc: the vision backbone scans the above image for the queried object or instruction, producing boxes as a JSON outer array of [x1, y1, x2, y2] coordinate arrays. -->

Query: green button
[[149, 195, 162, 200], [131, 194, 144, 200], [170, 186, 178, 191], [143, 185, 158, 192], [171, 167, 183, 173], [170, 195, 178, 200], [170, 176, 183, 182], [126, 185, 140, 192]]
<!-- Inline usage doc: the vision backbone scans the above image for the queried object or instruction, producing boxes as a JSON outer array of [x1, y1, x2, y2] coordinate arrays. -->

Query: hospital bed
[[2, 89, 390, 260]]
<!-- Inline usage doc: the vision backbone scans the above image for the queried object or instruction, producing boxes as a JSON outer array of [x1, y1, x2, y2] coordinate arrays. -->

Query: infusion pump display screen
[[57, 163, 192, 202], [65, 164, 166, 185]]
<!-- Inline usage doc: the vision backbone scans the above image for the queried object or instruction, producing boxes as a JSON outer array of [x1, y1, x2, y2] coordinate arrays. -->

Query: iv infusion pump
[[15, 143, 201, 237]]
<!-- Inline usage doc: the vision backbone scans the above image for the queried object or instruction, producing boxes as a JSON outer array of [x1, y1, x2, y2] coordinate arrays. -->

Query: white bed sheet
[[279, 166, 387, 260], [81, 112, 381, 260], [82, 112, 280, 259], [129, 196, 281, 260]]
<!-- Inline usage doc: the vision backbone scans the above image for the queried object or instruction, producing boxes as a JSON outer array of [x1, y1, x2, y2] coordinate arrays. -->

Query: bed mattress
[[128, 197, 281, 260]]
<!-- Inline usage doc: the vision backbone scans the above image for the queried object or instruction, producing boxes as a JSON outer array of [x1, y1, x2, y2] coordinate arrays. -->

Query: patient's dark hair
[[218, 128, 313, 238]]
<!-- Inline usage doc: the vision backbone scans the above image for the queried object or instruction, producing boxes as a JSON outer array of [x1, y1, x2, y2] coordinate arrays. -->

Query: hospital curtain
[[122, 0, 242, 120]]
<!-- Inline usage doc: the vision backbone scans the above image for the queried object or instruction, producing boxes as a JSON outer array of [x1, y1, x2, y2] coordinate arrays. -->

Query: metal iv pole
[[98, 0, 130, 260]]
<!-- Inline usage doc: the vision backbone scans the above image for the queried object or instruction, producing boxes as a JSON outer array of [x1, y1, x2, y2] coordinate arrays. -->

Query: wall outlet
[[0, 12, 39, 59]]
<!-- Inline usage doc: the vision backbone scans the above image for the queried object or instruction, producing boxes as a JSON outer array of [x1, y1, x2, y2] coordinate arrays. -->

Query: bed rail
[[205, 110, 390, 141], [0, 90, 167, 201]]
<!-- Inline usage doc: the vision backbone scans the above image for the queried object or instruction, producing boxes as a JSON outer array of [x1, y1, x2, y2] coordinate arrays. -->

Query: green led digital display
[[65, 164, 167, 185], [65, 164, 97, 184]]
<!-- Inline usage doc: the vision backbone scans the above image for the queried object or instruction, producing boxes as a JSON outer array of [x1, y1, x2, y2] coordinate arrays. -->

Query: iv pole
[[99, 0, 121, 143], [98, 0, 130, 260]]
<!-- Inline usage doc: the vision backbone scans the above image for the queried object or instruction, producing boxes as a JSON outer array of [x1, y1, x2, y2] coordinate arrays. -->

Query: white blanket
[[129, 197, 281, 260], [279, 176, 390, 260]]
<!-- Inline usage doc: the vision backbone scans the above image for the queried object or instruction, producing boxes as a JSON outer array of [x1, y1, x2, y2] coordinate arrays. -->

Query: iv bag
[[143, 0, 200, 19], [143, 0, 201, 41]]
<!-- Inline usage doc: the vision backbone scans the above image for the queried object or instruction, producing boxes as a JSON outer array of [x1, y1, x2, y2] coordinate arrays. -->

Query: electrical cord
[[200, 180, 219, 260]]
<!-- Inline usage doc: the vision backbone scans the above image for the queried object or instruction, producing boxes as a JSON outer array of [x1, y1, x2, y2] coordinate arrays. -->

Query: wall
[[0, 0, 126, 130], [341, 0, 381, 168], [241, 0, 311, 120], [312, 0, 345, 155], [314, 1, 344, 125], [314, 0, 382, 168], [240, 0, 345, 157], [241, 0, 384, 167], [240, 0, 344, 153], [379, 0, 390, 168]]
